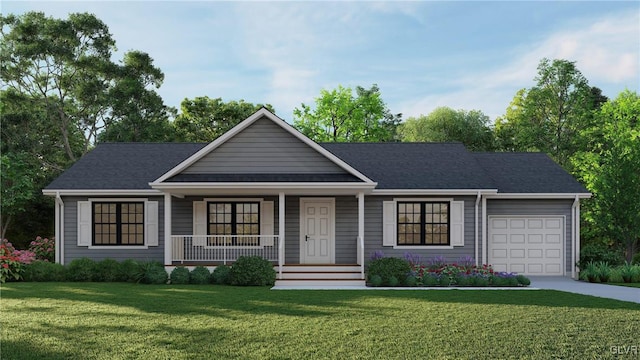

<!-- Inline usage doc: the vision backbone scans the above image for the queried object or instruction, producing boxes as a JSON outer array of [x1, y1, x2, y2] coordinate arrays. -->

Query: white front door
[[300, 198, 335, 264]]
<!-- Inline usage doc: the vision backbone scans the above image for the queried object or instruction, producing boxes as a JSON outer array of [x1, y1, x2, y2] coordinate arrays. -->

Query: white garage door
[[488, 217, 564, 275]]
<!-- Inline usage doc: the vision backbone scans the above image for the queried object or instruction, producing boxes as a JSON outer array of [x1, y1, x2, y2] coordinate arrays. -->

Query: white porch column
[[482, 196, 487, 265], [357, 191, 365, 278], [164, 192, 172, 265], [54, 194, 60, 264], [278, 192, 285, 278]]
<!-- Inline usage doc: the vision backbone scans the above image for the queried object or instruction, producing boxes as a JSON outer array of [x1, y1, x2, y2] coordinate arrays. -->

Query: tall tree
[[174, 97, 274, 142], [494, 58, 601, 168], [572, 90, 640, 263], [293, 84, 401, 142], [98, 51, 175, 142], [1, 12, 116, 161], [398, 107, 494, 151], [1, 12, 170, 239]]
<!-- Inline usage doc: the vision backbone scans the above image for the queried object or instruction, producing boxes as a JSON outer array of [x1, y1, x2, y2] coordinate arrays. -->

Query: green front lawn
[[2, 283, 639, 359]]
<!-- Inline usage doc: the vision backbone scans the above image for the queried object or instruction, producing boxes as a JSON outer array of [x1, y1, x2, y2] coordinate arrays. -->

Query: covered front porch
[[161, 190, 369, 282]]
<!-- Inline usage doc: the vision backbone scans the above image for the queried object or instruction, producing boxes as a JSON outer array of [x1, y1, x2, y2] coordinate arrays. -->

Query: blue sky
[[4, 1, 639, 122]]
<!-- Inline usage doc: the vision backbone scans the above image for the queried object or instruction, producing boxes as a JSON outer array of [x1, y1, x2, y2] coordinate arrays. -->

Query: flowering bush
[[29, 236, 55, 262], [0, 239, 24, 283], [13, 249, 36, 264], [367, 253, 529, 287]]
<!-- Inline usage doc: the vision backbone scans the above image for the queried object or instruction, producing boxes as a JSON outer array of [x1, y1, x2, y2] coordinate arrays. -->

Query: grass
[[609, 282, 640, 288], [2, 283, 639, 359]]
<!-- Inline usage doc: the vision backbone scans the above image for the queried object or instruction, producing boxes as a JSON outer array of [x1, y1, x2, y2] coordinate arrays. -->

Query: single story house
[[44, 108, 590, 285]]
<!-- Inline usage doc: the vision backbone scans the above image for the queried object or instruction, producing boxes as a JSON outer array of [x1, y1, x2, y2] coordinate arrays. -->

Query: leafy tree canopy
[[398, 107, 494, 151], [572, 90, 640, 262], [293, 84, 401, 142], [173, 97, 274, 142], [494, 58, 606, 168]]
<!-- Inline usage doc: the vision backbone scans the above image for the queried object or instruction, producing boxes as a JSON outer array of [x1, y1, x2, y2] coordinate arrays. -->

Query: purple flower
[[370, 250, 385, 261]]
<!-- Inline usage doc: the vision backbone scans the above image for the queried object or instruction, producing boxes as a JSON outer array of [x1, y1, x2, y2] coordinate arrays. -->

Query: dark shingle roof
[[472, 152, 589, 193], [45, 142, 588, 194], [321, 142, 496, 189], [45, 143, 207, 190]]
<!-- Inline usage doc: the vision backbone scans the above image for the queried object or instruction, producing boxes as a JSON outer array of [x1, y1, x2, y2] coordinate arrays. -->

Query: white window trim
[[387, 198, 461, 249], [85, 197, 155, 250]]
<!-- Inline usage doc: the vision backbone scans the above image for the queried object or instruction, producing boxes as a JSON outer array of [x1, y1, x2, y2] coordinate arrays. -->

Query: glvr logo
[[610, 346, 638, 355]]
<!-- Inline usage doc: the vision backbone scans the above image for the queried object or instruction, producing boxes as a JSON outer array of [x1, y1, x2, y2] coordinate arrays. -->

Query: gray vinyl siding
[[61, 196, 165, 264], [486, 199, 573, 273], [364, 196, 479, 264], [171, 196, 280, 236], [182, 117, 347, 174]]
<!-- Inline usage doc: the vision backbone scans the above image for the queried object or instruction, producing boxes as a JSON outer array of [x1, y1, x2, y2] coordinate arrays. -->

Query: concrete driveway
[[529, 276, 640, 304]]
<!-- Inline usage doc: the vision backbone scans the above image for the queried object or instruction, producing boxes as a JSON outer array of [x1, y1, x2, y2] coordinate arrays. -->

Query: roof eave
[[43, 189, 162, 196], [484, 193, 592, 199]]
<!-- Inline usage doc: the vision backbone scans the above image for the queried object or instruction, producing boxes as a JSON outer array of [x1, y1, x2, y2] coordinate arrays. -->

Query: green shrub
[[472, 275, 489, 287], [170, 267, 190, 285], [516, 274, 531, 286], [211, 265, 231, 285], [618, 263, 638, 283], [580, 262, 599, 283], [387, 276, 399, 287], [455, 274, 471, 286], [490, 275, 509, 287], [66, 258, 96, 282], [136, 261, 168, 285], [190, 266, 210, 285], [404, 275, 418, 287], [596, 262, 612, 283], [579, 243, 624, 268], [423, 273, 439, 286], [366, 257, 411, 285], [118, 259, 140, 282], [369, 274, 383, 287], [22, 261, 66, 282], [229, 256, 276, 286], [632, 253, 640, 266], [93, 259, 121, 282]]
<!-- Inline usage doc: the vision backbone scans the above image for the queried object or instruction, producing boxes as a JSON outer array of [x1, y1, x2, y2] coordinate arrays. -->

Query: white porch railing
[[171, 235, 279, 265]]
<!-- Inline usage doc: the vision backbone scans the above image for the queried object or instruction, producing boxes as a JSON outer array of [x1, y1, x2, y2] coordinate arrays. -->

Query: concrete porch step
[[274, 279, 366, 287], [279, 264, 361, 273], [279, 271, 362, 280]]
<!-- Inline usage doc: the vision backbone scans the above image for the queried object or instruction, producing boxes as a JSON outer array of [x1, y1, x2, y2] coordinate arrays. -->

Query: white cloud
[[401, 10, 640, 120]]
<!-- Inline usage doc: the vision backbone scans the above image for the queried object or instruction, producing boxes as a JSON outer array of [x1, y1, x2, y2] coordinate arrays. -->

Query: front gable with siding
[[44, 108, 591, 283]]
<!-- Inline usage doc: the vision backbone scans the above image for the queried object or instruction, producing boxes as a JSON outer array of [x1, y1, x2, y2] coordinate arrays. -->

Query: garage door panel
[[493, 263, 508, 272], [528, 234, 543, 244], [492, 249, 507, 258], [492, 234, 507, 243], [546, 234, 561, 244], [510, 264, 526, 273], [545, 249, 561, 258], [491, 219, 508, 229], [545, 219, 562, 229], [528, 249, 543, 258], [546, 264, 561, 274], [510, 234, 525, 244], [489, 216, 564, 276], [510, 219, 525, 229], [528, 219, 543, 229], [510, 249, 525, 258], [527, 264, 544, 274]]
